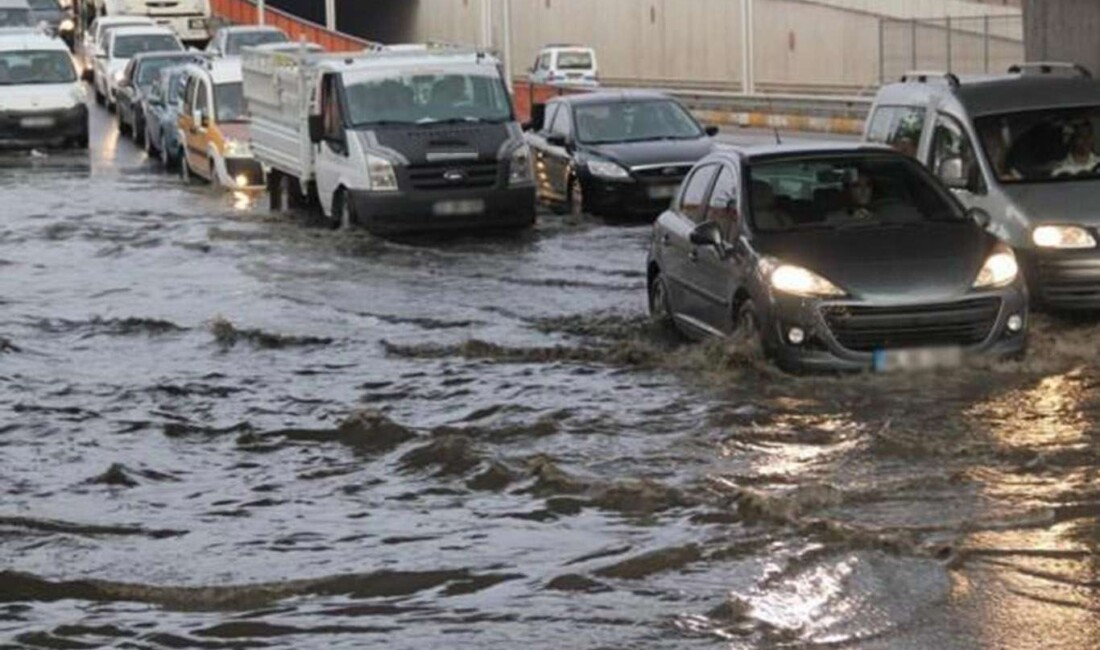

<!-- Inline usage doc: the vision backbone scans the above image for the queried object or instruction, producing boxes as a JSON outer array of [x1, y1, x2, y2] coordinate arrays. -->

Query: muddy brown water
[[1, 106, 1099, 649]]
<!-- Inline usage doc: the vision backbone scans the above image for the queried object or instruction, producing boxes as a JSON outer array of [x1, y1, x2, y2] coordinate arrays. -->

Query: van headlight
[[587, 159, 630, 180], [766, 261, 845, 298], [1032, 225, 1097, 249], [509, 143, 533, 185], [973, 245, 1019, 289], [367, 153, 398, 192]]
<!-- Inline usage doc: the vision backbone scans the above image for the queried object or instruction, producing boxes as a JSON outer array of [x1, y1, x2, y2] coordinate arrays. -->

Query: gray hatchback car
[[867, 63, 1100, 310]]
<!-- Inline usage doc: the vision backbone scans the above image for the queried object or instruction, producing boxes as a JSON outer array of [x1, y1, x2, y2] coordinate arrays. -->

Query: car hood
[[1002, 182, 1100, 226], [754, 222, 994, 302], [0, 83, 80, 111], [582, 137, 714, 169]]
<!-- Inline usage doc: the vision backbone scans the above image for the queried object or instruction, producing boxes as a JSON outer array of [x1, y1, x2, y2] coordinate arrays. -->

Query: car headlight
[[69, 84, 87, 104], [60, 18, 74, 32], [224, 138, 250, 157], [509, 143, 533, 185], [367, 153, 398, 192], [587, 159, 630, 180], [767, 262, 845, 298], [113, 70, 125, 84], [973, 245, 1019, 289], [1032, 225, 1097, 249]]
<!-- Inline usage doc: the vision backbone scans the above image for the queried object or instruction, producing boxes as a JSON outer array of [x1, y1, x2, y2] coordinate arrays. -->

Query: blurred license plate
[[433, 199, 484, 216], [873, 347, 962, 373], [20, 117, 53, 128], [189, 18, 206, 29], [648, 185, 678, 199]]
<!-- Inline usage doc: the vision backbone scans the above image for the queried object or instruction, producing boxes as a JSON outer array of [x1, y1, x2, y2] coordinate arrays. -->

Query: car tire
[[568, 175, 585, 217], [734, 300, 765, 358], [161, 141, 174, 169], [132, 116, 144, 146], [117, 111, 129, 137], [94, 86, 104, 106], [332, 189, 354, 230], [144, 128, 156, 156], [648, 272, 681, 337], [180, 154, 194, 183]]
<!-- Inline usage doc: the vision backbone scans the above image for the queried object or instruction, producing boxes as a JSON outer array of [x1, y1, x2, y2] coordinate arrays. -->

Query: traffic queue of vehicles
[[3, 4, 1100, 372]]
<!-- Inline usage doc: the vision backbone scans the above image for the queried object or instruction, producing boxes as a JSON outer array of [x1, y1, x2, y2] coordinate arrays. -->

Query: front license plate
[[648, 185, 678, 199], [873, 347, 963, 373], [20, 117, 54, 129], [189, 18, 207, 29], [433, 199, 485, 216]]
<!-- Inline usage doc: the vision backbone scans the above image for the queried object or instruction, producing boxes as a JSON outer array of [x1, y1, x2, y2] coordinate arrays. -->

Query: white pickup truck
[[95, 0, 210, 45], [241, 45, 536, 234]]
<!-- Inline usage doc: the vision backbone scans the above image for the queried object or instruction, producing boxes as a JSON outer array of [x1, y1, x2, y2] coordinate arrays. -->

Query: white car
[[93, 24, 181, 109], [204, 25, 286, 58], [78, 15, 153, 82], [0, 0, 32, 29], [528, 44, 599, 87], [0, 29, 89, 148]]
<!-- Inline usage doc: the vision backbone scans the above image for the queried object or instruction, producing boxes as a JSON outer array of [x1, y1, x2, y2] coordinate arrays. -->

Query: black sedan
[[115, 51, 201, 146], [647, 145, 1029, 372], [525, 90, 717, 218]]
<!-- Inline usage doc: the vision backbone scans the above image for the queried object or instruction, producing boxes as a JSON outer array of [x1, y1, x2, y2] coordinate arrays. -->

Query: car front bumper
[[0, 104, 88, 148], [760, 286, 1029, 373], [1020, 248, 1100, 310], [349, 184, 536, 234], [215, 156, 265, 190], [583, 175, 684, 218]]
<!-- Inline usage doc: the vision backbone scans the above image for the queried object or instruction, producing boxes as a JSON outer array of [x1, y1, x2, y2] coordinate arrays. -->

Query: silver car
[[866, 63, 1100, 310]]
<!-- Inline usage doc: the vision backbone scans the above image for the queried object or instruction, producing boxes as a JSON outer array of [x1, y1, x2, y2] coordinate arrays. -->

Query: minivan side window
[[867, 106, 925, 158], [679, 165, 718, 223], [707, 165, 740, 238], [549, 105, 572, 138], [195, 80, 209, 122], [541, 102, 559, 133], [930, 113, 982, 192]]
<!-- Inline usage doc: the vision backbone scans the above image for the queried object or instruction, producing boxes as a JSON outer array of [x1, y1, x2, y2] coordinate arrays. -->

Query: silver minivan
[[866, 63, 1100, 310]]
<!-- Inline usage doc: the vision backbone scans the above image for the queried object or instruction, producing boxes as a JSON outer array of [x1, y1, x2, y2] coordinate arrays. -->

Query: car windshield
[[225, 30, 287, 55], [112, 34, 180, 59], [136, 56, 187, 87], [748, 155, 966, 233], [0, 8, 30, 25], [345, 71, 512, 126], [556, 50, 593, 70], [976, 106, 1100, 184], [574, 100, 703, 144], [0, 49, 76, 85], [214, 81, 245, 122]]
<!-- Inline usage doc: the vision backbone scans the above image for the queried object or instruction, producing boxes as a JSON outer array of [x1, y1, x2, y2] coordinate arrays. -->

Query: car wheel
[[180, 154, 194, 183], [332, 189, 355, 229], [94, 83, 104, 106], [568, 176, 585, 217], [117, 111, 129, 136], [648, 272, 681, 337], [144, 128, 156, 156], [132, 117, 144, 145], [733, 300, 765, 357], [161, 141, 173, 169]]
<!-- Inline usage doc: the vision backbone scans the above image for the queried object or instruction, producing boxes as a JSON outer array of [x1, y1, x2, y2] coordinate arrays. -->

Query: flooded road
[[2, 102, 1100, 649]]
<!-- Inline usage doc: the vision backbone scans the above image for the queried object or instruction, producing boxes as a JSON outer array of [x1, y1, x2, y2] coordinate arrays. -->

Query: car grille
[[822, 297, 1001, 352], [405, 160, 500, 191], [632, 164, 692, 184], [1037, 257, 1100, 305]]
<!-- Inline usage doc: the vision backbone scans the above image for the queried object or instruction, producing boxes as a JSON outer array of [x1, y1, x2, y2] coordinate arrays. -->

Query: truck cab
[[244, 46, 536, 233], [95, 0, 210, 46]]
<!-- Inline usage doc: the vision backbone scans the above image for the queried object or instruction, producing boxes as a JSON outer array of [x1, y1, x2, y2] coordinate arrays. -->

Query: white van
[[528, 44, 599, 87], [93, 24, 181, 109], [95, 0, 210, 45], [78, 14, 154, 81], [0, 29, 89, 148]]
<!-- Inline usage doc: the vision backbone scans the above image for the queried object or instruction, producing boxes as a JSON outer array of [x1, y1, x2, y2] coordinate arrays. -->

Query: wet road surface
[[2, 101, 1100, 649]]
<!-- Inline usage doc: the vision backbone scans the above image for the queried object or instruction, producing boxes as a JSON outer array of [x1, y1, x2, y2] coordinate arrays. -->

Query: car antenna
[[773, 126, 782, 145], [768, 96, 782, 144]]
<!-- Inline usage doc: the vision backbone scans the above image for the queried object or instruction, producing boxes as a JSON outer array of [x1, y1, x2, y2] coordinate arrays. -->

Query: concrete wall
[[1024, 0, 1100, 77]]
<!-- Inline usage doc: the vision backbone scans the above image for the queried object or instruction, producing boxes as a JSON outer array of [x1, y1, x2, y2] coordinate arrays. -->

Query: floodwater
[[2, 104, 1100, 650]]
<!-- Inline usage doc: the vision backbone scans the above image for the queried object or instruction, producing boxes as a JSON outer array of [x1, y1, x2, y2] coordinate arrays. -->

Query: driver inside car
[[1053, 119, 1100, 176], [827, 170, 876, 223]]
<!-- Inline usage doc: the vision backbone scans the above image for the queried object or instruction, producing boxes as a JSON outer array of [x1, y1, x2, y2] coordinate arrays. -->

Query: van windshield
[[748, 155, 965, 233], [575, 100, 703, 144], [214, 82, 245, 122], [0, 7, 30, 26], [976, 107, 1100, 184], [0, 50, 76, 85], [556, 50, 593, 70], [225, 30, 287, 55], [344, 71, 513, 126], [112, 34, 181, 59]]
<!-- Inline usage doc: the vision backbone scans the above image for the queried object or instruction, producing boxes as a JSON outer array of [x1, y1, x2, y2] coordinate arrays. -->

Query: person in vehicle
[[827, 171, 876, 223], [750, 180, 791, 230], [1053, 120, 1100, 176], [982, 130, 1021, 181]]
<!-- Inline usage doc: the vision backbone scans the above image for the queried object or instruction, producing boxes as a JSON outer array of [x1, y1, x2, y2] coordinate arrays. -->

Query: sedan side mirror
[[938, 157, 970, 190], [546, 132, 568, 148], [705, 125, 720, 137], [968, 207, 992, 229], [689, 221, 724, 249]]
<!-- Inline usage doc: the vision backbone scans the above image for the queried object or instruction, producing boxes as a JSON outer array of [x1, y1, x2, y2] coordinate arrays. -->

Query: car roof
[[877, 72, 1100, 118], [184, 58, 242, 84], [0, 29, 68, 51], [551, 90, 672, 105], [131, 50, 198, 63], [710, 142, 899, 163], [109, 25, 177, 39], [96, 16, 154, 27], [220, 25, 285, 34], [327, 49, 501, 74]]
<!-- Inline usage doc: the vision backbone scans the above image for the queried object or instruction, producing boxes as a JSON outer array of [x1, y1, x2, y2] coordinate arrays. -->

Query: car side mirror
[[705, 125, 720, 137], [968, 207, 992, 229], [546, 133, 568, 148], [938, 157, 969, 190], [308, 114, 324, 144], [689, 221, 724, 249]]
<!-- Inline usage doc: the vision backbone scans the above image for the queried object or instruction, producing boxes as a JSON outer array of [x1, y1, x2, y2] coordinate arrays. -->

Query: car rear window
[[113, 34, 181, 58], [556, 50, 593, 70]]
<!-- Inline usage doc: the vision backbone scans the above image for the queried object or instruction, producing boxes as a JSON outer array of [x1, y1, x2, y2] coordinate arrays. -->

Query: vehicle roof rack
[[900, 70, 961, 89], [1007, 62, 1092, 79]]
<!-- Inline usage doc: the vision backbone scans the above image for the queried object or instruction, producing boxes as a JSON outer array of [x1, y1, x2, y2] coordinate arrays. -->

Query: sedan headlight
[[1032, 225, 1097, 249], [224, 138, 251, 157], [509, 143, 533, 185], [60, 18, 75, 32], [768, 262, 845, 298], [587, 159, 630, 180], [367, 153, 398, 192], [973, 245, 1019, 289]]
